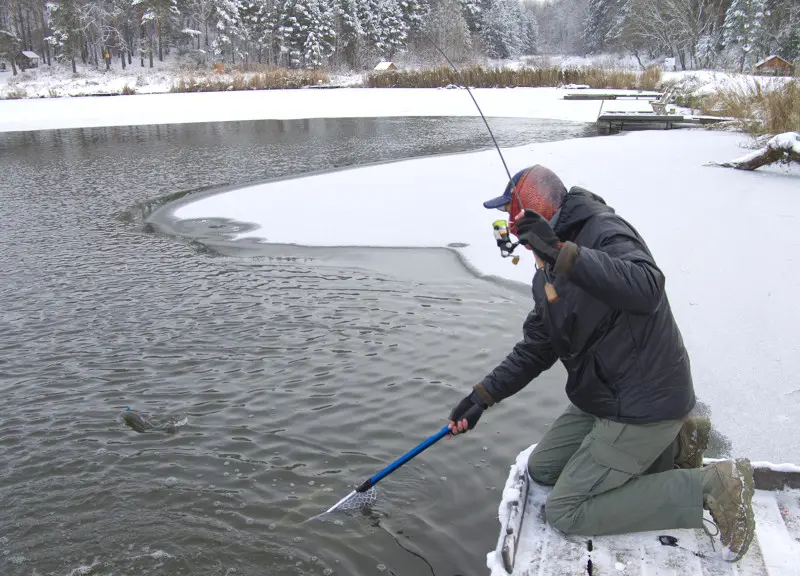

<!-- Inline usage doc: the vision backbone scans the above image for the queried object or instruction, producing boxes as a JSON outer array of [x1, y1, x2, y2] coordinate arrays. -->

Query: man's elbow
[[630, 266, 665, 314]]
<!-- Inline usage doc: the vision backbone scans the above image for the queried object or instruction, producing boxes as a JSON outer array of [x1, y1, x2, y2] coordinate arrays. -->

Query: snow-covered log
[[712, 132, 800, 170]]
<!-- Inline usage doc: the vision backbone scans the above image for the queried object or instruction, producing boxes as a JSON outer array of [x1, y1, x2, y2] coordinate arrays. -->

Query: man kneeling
[[447, 165, 755, 562]]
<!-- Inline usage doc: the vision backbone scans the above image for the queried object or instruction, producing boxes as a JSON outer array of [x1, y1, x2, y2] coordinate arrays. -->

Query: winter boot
[[675, 416, 711, 469], [700, 458, 756, 562]]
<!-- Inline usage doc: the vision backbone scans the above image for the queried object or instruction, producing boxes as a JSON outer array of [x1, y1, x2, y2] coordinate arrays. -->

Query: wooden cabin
[[373, 61, 397, 72], [754, 55, 793, 76], [15, 51, 40, 71]]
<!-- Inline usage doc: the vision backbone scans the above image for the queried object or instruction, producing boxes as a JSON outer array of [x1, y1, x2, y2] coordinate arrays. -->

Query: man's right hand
[[448, 390, 487, 436]]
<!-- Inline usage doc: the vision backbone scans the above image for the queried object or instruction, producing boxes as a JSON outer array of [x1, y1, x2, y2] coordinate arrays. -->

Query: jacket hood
[[553, 186, 614, 241]]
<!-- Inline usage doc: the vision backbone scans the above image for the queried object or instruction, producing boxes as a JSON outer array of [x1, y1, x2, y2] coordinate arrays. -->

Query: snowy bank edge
[[0, 86, 654, 133], [486, 444, 537, 576], [145, 169, 534, 296]]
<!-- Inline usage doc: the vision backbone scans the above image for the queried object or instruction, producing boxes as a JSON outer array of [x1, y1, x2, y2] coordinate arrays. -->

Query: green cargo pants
[[527, 403, 705, 536]]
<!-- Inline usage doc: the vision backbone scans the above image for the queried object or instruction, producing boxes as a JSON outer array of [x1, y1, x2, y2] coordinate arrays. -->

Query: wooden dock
[[492, 447, 800, 576], [563, 91, 662, 101], [596, 111, 729, 132]]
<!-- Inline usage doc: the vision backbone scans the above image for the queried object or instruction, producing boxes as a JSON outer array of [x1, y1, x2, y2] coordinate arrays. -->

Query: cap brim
[[483, 195, 509, 209]]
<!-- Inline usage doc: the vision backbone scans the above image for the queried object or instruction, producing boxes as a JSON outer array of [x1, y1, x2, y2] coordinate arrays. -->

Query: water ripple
[[0, 118, 571, 576]]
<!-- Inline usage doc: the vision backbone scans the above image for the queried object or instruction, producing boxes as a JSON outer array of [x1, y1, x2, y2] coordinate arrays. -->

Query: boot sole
[[728, 458, 756, 562]]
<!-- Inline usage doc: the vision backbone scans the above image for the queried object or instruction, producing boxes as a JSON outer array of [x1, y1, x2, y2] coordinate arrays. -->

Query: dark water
[[0, 117, 582, 576]]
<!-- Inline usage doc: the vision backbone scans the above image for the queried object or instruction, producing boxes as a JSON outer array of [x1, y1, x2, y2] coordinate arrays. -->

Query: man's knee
[[544, 496, 582, 535], [527, 451, 560, 486]]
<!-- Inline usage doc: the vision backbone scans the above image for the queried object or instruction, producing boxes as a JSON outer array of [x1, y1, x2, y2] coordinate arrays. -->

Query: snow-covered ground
[[2, 53, 793, 105], [0, 86, 656, 132], [662, 69, 795, 97], [0, 56, 361, 99], [168, 128, 800, 465]]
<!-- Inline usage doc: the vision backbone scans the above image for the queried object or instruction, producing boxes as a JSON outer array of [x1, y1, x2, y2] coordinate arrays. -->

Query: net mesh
[[308, 487, 379, 522], [333, 487, 378, 513]]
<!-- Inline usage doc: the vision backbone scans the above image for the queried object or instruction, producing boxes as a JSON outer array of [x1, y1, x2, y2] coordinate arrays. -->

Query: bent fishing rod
[[312, 39, 558, 520], [426, 36, 558, 300]]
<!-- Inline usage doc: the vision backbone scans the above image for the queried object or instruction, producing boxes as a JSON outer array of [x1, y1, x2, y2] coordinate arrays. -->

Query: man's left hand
[[514, 210, 561, 265]]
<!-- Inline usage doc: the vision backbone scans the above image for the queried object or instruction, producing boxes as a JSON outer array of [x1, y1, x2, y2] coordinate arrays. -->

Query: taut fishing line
[[307, 34, 533, 524], [293, 34, 541, 576]]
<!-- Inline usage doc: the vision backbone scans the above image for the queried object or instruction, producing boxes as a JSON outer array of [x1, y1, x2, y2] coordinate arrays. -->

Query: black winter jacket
[[478, 187, 695, 424]]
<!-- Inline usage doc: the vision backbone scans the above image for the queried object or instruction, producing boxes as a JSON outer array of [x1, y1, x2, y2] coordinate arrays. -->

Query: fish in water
[[121, 407, 186, 434]]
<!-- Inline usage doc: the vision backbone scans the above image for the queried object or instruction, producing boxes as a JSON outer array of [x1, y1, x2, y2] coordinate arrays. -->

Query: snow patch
[[169, 129, 800, 463], [0, 86, 655, 133]]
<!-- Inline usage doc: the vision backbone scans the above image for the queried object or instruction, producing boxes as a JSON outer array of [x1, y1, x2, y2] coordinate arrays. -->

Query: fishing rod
[[310, 40, 554, 524], [424, 36, 525, 266]]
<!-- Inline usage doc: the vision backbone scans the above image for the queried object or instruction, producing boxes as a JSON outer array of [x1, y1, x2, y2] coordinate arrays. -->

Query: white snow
[[0, 86, 655, 133], [662, 69, 793, 97], [170, 128, 800, 464], [704, 458, 800, 474], [771, 132, 800, 155], [720, 131, 800, 167], [487, 445, 536, 576]]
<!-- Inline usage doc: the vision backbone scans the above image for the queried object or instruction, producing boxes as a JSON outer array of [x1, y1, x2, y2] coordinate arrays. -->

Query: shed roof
[[755, 54, 791, 67]]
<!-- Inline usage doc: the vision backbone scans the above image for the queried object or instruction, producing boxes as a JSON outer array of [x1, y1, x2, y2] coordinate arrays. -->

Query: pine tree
[[376, 0, 408, 57], [762, 0, 800, 62], [584, 0, 606, 53], [458, 0, 483, 33], [584, 0, 626, 53], [519, 1, 538, 55], [398, 0, 424, 39], [303, 0, 335, 67], [0, 25, 22, 75], [46, 0, 81, 72], [480, 0, 522, 59], [278, 0, 334, 67], [777, 0, 800, 60], [211, 0, 242, 62], [334, 0, 363, 66], [277, 0, 304, 66], [239, 0, 273, 64], [723, 0, 766, 71], [422, 0, 471, 61]]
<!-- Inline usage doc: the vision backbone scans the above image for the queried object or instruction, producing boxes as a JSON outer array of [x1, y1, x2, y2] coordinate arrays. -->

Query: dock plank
[[489, 447, 800, 576]]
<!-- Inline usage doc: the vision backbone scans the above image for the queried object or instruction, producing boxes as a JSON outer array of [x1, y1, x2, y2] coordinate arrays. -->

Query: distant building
[[373, 61, 397, 72], [15, 50, 40, 71], [754, 55, 793, 76]]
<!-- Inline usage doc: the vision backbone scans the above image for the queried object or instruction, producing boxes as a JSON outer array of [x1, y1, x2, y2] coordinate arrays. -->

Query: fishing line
[[305, 33, 537, 524], [421, 32, 526, 219]]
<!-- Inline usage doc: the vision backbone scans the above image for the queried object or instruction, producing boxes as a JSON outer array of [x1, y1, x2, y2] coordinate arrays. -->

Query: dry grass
[[4, 88, 28, 99], [120, 85, 137, 95], [364, 65, 662, 90], [170, 68, 330, 92], [696, 80, 800, 135]]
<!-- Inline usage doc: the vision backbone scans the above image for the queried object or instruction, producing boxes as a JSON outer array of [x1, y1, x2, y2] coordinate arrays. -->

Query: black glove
[[514, 210, 562, 265], [448, 390, 487, 433]]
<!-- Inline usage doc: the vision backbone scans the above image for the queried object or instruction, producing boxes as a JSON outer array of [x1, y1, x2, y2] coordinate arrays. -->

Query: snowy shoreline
[[0, 86, 656, 133], [163, 129, 800, 464], [2, 65, 792, 134]]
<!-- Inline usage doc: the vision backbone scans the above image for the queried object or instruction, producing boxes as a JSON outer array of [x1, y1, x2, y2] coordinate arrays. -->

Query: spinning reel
[[493, 219, 520, 265]]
